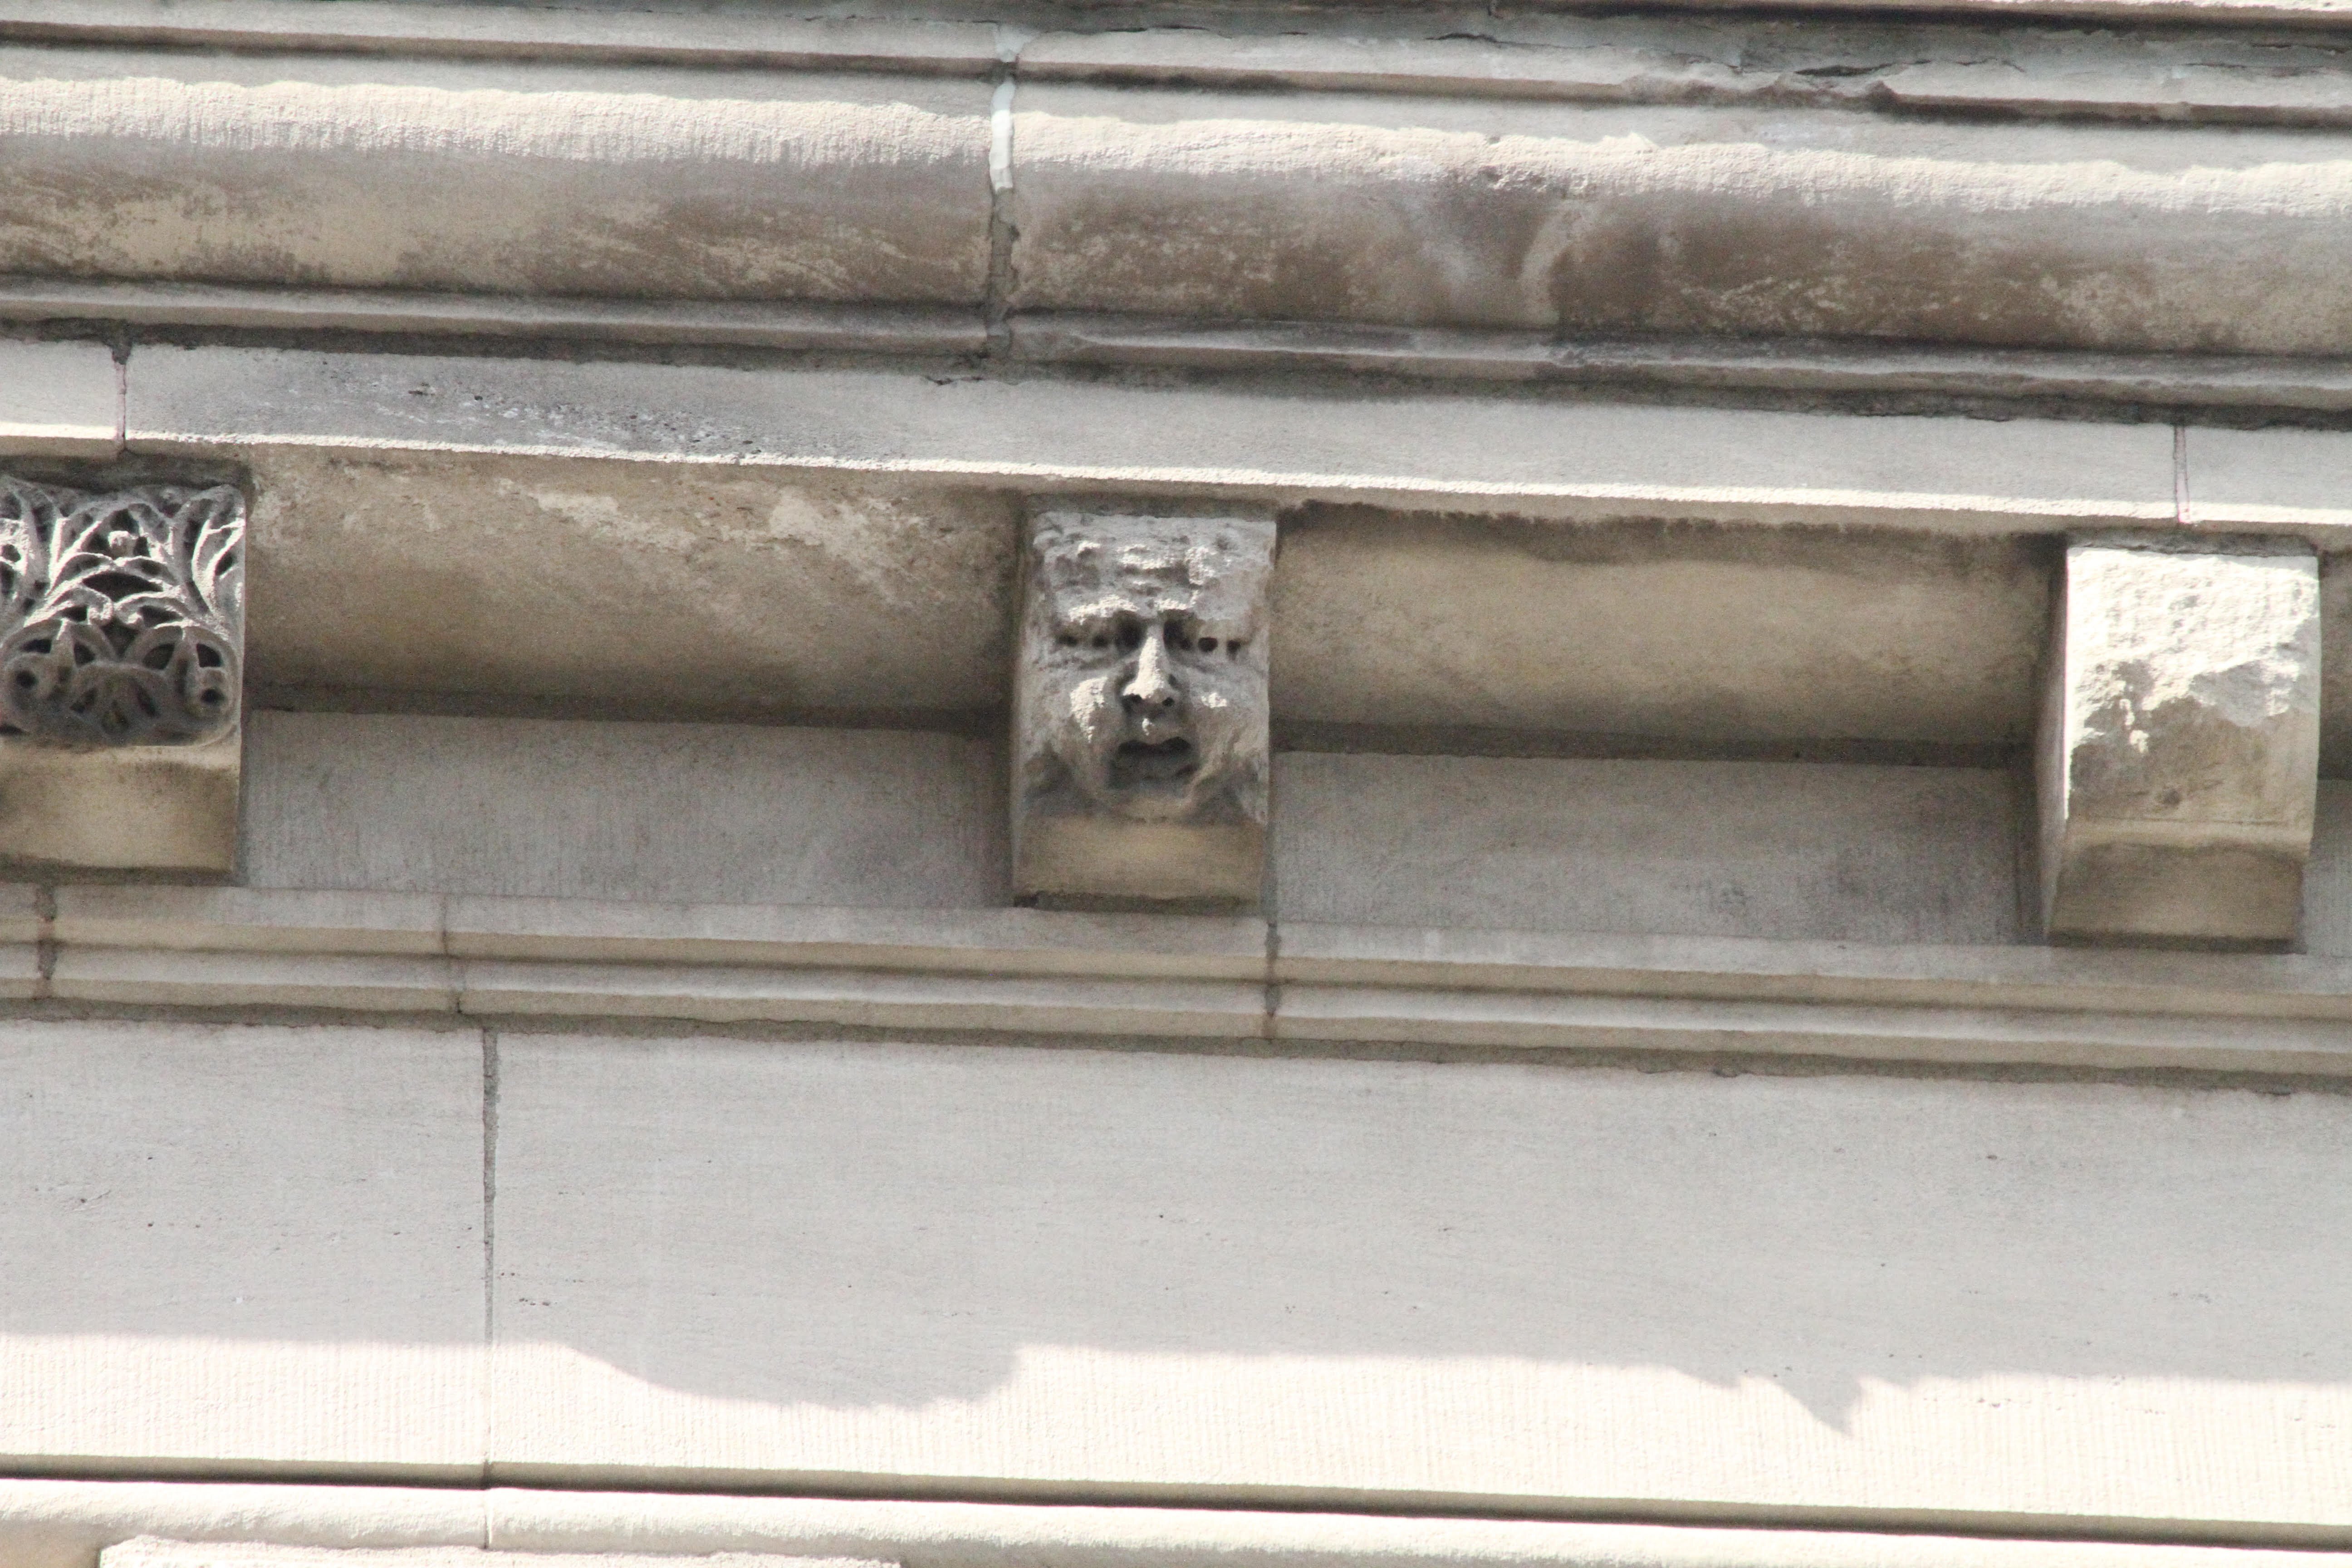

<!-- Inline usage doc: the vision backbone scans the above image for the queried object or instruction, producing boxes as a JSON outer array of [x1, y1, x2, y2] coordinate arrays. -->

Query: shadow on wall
[[4, 1021, 2349, 1499], [482, 1039, 2347, 1428]]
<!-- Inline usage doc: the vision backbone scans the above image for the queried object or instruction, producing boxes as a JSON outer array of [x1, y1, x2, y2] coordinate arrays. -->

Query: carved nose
[[1121, 632, 1179, 713]]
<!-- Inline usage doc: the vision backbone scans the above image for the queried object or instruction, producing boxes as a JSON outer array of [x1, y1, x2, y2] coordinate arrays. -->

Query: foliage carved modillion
[[0, 476, 244, 745]]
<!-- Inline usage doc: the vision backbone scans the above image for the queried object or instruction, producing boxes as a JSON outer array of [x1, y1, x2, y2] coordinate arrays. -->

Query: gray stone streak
[[1014, 509, 1273, 906], [0, 475, 243, 746]]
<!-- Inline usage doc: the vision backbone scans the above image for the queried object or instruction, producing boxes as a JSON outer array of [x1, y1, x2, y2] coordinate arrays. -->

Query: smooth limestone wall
[[5, 1014, 2349, 1535], [234, 712, 2352, 951], [241, 712, 1007, 908], [237, 711, 2025, 941]]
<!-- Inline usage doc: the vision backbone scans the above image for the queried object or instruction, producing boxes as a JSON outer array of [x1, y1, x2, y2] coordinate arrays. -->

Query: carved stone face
[[1019, 513, 1272, 826]]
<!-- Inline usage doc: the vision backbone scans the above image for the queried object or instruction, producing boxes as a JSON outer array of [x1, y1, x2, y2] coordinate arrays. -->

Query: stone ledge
[[33, 885, 2352, 1070], [15, 2, 2352, 125], [24, 293, 2352, 418], [0, 1, 1003, 71], [0, 341, 119, 457], [11, 1482, 2352, 1568], [105, 1541, 886, 1568], [120, 346, 2180, 537]]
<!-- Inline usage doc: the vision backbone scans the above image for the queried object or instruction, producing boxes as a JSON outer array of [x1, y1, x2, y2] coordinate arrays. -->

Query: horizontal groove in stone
[[0, 2, 1005, 72], [12, 2, 2352, 122], [18, 288, 2352, 418], [33, 886, 2352, 1071], [0, 280, 990, 354]]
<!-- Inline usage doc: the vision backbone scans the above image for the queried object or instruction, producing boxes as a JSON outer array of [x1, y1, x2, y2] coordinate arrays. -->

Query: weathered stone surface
[[2171, 430, 2352, 777], [1013, 510, 1274, 906], [1274, 514, 2050, 746], [1274, 754, 2022, 943], [0, 49, 993, 305], [1009, 85, 2352, 353], [241, 712, 1005, 908], [0, 731, 237, 873], [229, 448, 1017, 722], [126, 347, 2177, 534], [2039, 540, 2320, 945]]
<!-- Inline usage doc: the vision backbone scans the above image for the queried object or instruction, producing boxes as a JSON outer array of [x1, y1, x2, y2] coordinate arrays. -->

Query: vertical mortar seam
[[983, 26, 1025, 354], [32, 883, 54, 997], [2173, 423, 2191, 526], [480, 1020, 500, 1509]]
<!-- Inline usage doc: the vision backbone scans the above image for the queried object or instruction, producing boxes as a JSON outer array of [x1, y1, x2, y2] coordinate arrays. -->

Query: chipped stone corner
[[2038, 536, 2320, 947], [0, 475, 246, 877], [1013, 505, 1276, 908]]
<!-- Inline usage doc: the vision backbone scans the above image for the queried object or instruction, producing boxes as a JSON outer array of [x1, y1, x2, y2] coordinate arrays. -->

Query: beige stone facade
[[2, 0, 2351, 1564]]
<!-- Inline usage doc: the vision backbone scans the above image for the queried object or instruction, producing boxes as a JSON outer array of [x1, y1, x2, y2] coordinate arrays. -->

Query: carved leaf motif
[[0, 477, 245, 746]]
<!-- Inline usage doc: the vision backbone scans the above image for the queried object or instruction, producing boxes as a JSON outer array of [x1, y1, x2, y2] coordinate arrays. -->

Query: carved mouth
[[1112, 736, 1196, 786]]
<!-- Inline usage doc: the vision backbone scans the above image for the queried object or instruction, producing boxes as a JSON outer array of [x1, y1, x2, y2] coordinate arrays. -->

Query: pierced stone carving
[[1014, 508, 1274, 905], [0, 476, 244, 745]]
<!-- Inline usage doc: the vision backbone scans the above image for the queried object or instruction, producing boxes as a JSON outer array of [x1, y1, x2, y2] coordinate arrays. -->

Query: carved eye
[[1090, 635, 1108, 649], [1198, 637, 1218, 653], [1117, 624, 1142, 652], [1229, 638, 1248, 655], [1057, 634, 1078, 648]]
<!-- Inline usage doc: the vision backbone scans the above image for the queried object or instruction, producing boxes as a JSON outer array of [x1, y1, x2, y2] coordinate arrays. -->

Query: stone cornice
[[13, 16, 2352, 360], [15, 883, 2352, 1074]]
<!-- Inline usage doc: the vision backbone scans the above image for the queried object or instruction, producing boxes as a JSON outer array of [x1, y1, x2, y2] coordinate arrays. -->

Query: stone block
[[1274, 754, 2022, 943], [0, 1020, 485, 1473], [1007, 85, 2352, 355], [0, 340, 118, 457], [2039, 540, 2320, 945], [240, 712, 1004, 907], [2175, 429, 2352, 776], [1013, 510, 1274, 906], [0, 476, 245, 874], [0, 49, 992, 305], [488, 1034, 2352, 1528], [221, 447, 1018, 723], [1275, 514, 2051, 748]]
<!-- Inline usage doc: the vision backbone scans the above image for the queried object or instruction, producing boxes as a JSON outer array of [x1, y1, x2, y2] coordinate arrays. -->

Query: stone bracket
[[0, 475, 247, 875], [1013, 507, 1274, 907], [2038, 536, 2320, 946]]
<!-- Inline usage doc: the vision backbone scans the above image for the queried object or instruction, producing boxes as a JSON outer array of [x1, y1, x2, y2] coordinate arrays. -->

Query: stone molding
[[16, 884, 2352, 1074], [14, 1479, 2352, 1567], [19, 36, 2352, 356], [1013, 509, 1274, 906], [103, 1542, 890, 1568]]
